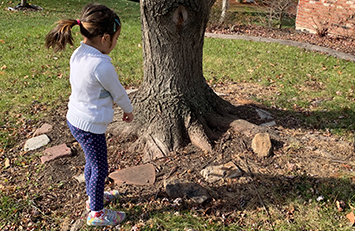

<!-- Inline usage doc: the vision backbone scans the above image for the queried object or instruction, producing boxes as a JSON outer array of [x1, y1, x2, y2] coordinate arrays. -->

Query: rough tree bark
[[109, 0, 239, 161]]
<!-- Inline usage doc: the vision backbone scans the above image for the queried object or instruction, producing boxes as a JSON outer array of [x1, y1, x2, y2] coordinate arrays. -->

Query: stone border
[[205, 33, 355, 62]]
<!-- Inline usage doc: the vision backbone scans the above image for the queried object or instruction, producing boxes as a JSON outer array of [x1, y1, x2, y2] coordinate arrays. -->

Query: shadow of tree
[[25, 90, 355, 230], [115, 171, 355, 229], [107, 98, 355, 229], [227, 99, 355, 135]]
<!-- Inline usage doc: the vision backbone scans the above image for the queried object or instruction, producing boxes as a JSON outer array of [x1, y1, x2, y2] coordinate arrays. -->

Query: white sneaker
[[87, 208, 126, 226]]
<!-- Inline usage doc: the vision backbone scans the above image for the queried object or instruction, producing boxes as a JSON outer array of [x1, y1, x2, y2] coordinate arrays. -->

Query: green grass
[[0, 0, 142, 149], [203, 38, 355, 136], [0, 191, 27, 225], [1, 0, 355, 230]]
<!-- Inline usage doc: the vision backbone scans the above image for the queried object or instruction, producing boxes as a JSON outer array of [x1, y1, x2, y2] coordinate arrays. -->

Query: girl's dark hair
[[45, 3, 121, 52]]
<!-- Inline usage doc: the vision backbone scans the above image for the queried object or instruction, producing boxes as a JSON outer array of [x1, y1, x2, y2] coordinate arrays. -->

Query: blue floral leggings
[[67, 121, 107, 211]]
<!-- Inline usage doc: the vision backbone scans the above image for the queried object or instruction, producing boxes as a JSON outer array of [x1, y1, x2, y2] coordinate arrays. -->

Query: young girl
[[45, 3, 133, 226]]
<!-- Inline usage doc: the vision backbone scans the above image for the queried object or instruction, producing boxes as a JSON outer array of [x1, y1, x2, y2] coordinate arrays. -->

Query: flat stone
[[164, 179, 211, 204], [251, 133, 273, 158], [230, 119, 261, 137], [214, 91, 227, 96], [40, 143, 71, 164], [260, 121, 277, 127], [126, 88, 138, 95], [33, 123, 53, 136], [24, 134, 50, 151], [200, 161, 243, 183], [108, 164, 155, 186], [74, 173, 85, 183], [255, 109, 273, 120]]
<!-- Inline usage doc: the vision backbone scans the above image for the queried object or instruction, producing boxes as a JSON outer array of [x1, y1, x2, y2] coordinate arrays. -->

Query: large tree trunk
[[109, 0, 239, 161]]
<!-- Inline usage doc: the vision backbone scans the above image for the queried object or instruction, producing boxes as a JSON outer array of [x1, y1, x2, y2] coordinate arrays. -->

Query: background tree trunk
[[109, 0, 239, 161], [220, 0, 230, 24], [21, 0, 27, 6]]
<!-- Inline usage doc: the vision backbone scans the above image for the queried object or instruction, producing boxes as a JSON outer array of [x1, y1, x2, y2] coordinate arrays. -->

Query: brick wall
[[296, 0, 355, 37]]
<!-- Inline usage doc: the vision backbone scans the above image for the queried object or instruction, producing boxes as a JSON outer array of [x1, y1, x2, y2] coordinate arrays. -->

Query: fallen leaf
[[342, 163, 351, 170], [336, 200, 346, 212], [4, 158, 10, 168], [288, 204, 295, 215], [346, 211, 355, 225]]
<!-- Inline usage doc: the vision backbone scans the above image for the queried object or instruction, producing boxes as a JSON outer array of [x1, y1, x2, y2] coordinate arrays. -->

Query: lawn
[[0, 0, 142, 150], [1, 0, 355, 230]]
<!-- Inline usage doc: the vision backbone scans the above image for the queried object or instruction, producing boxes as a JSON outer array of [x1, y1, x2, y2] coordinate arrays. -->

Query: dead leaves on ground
[[346, 211, 355, 226]]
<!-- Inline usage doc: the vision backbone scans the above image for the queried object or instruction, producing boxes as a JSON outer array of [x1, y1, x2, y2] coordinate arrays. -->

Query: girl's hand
[[122, 112, 134, 123]]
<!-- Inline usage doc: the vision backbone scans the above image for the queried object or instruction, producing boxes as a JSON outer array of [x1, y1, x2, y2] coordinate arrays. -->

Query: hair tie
[[113, 18, 121, 32], [76, 20, 81, 26]]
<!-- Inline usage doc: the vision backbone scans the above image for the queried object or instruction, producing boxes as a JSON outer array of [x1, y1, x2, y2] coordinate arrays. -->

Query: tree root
[[108, 91, 243, 161], [187, 120, 213, 153]]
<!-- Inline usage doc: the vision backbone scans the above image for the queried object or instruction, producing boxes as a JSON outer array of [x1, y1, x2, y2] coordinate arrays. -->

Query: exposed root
[[204, 113, 235, 131], [128, 136, 145, 153], [142, 134, 170, 162], [187, 120, 213, 153], [108, 93, 245, 161], [214, 95, 243, 117]]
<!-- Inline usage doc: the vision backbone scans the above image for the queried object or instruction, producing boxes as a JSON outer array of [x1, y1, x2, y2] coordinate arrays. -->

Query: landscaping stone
[[164, 178, 211, 204], [108, 163, 155, 186], [24, 134, 50, 151], [200, 161, 243, 183], [230, 119, 261, 137], [74, 173, 85, 184], [126, 88, 138, 95], [214, 91, 227, 96], [260, 121, 277, 127], [33, 123, 53, 136], [255, 109, 273, 120], [251, 133, 273, 158], [40, 143, 71, 164]]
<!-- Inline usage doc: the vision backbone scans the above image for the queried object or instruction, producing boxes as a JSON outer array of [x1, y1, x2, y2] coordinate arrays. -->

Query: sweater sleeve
[[94, 61, 133, 113]]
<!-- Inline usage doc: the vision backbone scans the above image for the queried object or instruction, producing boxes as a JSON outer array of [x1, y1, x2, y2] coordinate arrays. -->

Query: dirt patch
[[1, 81, 354, 230]]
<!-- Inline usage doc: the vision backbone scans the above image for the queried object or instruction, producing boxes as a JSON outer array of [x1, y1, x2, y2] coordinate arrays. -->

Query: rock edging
[[205, 32, 355, 62]]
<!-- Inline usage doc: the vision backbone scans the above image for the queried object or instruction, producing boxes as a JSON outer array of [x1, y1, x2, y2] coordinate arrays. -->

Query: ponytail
[[45, 19, 79, 52], [45, 3, 121, 52]]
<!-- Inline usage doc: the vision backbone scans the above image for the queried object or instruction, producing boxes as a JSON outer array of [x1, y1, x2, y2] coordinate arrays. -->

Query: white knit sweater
[[66, 42, 133, 134]]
